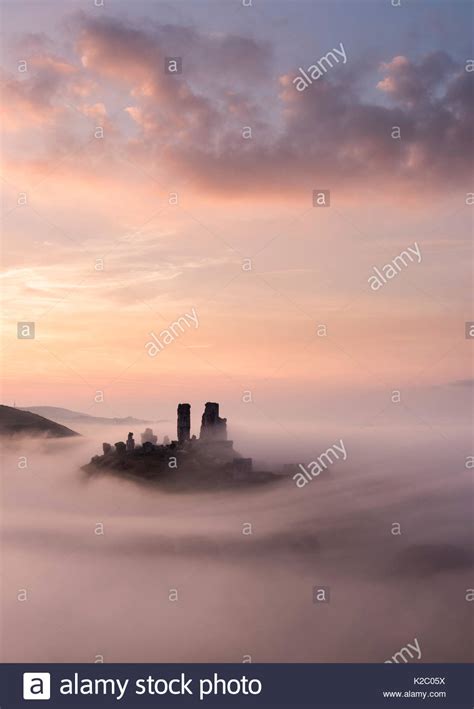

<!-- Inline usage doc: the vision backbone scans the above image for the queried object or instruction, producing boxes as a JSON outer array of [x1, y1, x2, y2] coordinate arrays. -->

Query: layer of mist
[[1, 422, 472, 662]]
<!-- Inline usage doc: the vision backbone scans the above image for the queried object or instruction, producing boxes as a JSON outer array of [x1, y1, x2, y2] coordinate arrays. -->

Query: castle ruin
[[88, 402, 276, 486]]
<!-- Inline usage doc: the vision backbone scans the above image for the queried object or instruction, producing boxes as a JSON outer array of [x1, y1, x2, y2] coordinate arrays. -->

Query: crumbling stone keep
[[177, 403, 191, 443], [199, 402, 227, 441]]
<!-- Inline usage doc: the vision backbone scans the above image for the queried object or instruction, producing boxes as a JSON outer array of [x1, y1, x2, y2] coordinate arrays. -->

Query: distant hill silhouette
[[21, 406, 156, 426], [0, 405, 80, 438]]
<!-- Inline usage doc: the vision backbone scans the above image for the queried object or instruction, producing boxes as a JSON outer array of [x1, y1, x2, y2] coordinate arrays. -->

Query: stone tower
[[177, 403, 191, 444], [199, 402, 227, 441]]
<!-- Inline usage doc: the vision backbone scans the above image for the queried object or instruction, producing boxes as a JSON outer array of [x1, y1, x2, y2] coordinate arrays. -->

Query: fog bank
[[1, 423, 472, 663]]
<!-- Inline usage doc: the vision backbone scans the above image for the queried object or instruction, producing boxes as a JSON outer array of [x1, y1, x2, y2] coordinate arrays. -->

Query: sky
[[0, 0, 472, 434]]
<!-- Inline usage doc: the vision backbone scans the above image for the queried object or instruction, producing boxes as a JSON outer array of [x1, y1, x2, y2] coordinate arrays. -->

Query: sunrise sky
[[1, 0, 472, 429]]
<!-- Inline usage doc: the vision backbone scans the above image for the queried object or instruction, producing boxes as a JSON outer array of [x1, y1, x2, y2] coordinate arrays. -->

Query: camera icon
[[23, 673, 51, 700]]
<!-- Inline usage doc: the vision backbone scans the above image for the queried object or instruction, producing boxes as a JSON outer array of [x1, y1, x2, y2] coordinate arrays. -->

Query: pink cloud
[[2, 16, 472, 201]]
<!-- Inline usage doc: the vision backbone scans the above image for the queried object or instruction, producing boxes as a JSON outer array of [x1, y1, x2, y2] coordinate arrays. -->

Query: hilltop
[[0, 405, 80, 438], [21, 406, 155, 426]]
